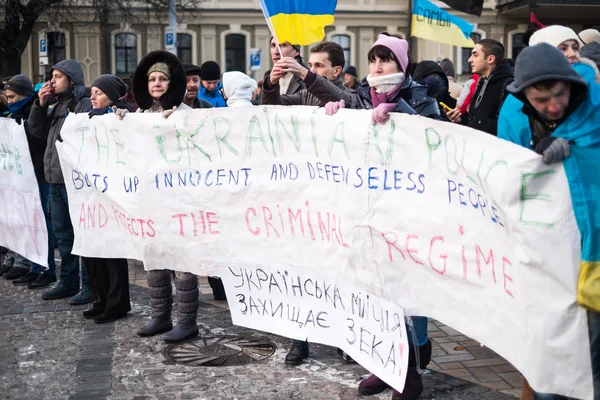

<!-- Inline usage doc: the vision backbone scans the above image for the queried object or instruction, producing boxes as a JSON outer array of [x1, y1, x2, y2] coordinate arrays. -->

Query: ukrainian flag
[[411, 0, 475, 48], [259, 0, 337, 46]]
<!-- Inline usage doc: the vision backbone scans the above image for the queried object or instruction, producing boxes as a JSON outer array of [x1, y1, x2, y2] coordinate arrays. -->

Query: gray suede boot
[[138, 270, 173, 337], [164, 272, 199, 343]]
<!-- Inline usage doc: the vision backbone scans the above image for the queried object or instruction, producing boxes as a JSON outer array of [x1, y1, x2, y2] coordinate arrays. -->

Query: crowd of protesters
[[1, 23, 599, 400]]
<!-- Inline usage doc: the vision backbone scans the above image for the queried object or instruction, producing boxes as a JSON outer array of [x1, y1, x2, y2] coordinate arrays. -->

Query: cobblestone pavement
[[0, 264, 520, 400]]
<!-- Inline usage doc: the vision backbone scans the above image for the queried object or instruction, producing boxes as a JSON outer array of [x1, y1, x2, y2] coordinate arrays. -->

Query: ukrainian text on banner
[[221, 264, 411, 392], [0, 119, 48, 267], [57, 108, 592, 398]]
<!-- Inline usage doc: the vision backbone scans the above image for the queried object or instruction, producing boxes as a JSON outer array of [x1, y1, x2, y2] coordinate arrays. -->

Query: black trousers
[[85, 258, 131, 315]]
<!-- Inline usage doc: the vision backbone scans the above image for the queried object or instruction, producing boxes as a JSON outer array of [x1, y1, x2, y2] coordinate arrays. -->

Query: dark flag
[[438, 0, 483, 16]]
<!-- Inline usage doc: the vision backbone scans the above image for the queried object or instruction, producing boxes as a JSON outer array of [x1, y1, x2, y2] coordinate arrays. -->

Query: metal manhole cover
[[162, 334, 277, 366]]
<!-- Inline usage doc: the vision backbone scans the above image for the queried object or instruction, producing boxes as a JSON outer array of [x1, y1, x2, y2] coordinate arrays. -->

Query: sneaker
[[42, 281, 79, 300], [69, 288, 95, 305], [13, 272, 39, 286], [3, 267, 28, 280], [28, 274, 57, 289]]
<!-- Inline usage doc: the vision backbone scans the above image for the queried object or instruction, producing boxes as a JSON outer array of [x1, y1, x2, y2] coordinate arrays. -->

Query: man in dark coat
[[183, 64, 213, 109], [460, 39, 514, 135], [262, 41, 356, 108], [265, 36, 307, 96], [28, 60, 93, 304], [2, 75, 56, 287]]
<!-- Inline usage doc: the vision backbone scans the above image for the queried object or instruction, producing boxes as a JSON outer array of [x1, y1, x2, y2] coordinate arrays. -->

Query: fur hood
[[133, 50, 186, 110], [580, 57, 600, 84]]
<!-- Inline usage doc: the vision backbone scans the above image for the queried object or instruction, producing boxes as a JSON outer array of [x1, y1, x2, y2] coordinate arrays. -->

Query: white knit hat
[[529, 25, 583, 48], [579, 29, 600, 45]]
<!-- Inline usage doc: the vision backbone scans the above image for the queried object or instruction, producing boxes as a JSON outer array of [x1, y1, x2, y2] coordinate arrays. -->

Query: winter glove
[[325, 100, 345, 116], [162, 106, 177, 119], [88, 108, 110, 119], [535, 137, 571, 165], [371, 103, 397, 125], [112, 106, 129, 120]]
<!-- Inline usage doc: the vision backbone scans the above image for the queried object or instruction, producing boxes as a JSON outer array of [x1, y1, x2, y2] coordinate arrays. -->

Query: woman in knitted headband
[[147, 62, 170, 104], [129, 50, 188, 113]]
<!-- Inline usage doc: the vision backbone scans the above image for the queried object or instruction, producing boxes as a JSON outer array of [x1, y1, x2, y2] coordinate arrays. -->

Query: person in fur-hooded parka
[[132, 50, 190, 112], [131, 51, 198, 343]]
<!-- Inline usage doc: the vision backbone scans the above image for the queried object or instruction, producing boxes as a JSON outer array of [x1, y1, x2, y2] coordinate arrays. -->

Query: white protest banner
[[221, 264, 410, 391], [57, 108, 592, 398], [0, 119, 48, 267]]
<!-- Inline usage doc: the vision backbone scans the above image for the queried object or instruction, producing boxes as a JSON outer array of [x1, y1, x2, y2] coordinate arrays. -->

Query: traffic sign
[[249, 48, 261, 71], [40, 39, 47, 54], [165, 27, 176, 54]]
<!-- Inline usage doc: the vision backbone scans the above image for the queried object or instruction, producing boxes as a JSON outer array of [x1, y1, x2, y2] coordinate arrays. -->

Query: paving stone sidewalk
[[0, 265, 520, 400]]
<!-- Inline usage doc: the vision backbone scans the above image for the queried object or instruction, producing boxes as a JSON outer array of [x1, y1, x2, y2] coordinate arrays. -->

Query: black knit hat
[[344, 66, 357, 77], [5, 74, 33, 97], [507, 43, 587, 95], [91, 74, 128, 103], [133, 50, 186, 110], [200, 61, 221, 81], [183, 63, 202, 77]]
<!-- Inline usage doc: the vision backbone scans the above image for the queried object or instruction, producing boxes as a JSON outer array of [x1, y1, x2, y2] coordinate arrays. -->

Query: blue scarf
[[8, 93, 34, 115]]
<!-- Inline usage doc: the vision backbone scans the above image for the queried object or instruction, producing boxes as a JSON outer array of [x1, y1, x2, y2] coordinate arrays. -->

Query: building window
[[461, 32, 482, 75], [511, 33, 526, 60], [47, 32, 66, 67], [115, 33, 137, 75], [177, 33, 192, 65], [225, 34, 246, 72], [331, 34, 350, 70]]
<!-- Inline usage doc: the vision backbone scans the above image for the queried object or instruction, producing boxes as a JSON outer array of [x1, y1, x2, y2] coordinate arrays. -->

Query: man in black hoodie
[[413, 60, 457, 122], [461, 39, 514, 135], [28, 60, 93, 304]]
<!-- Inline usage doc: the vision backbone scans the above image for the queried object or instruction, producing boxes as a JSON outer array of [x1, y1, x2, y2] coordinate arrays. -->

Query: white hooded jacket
[[222, 71, 257, 108]]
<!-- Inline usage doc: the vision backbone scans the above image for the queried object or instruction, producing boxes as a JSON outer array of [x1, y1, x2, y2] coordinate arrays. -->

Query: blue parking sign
[[165, 32, 175, 47], [40, 39, 47, 54], [249, 48, 261, 71]]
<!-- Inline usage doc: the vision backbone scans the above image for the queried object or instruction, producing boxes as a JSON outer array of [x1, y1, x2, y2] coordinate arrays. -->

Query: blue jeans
[[49, 184, 88, 289], [6, 251, 30, 269], [31, 183, 55, 276], [408, 316, 429, 346]]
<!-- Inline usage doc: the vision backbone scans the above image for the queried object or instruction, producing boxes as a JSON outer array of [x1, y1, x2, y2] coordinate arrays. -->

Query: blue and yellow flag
[[411, 0, 476, 48], [259, 0, 337, 46]]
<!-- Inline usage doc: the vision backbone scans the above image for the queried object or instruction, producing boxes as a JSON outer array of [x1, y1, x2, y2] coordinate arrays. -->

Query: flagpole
[[407, 0, 416, 64], [257, 0, 283, 55]]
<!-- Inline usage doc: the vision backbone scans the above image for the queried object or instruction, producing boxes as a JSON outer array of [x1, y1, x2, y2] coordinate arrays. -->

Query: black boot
[[285, 340, 309, 365], [164, 272, 199, 343], [83, 304, 104, 319], [137, 270, 173, 337], [208, 277, 226, 300], [419, 340, 432, 369]]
